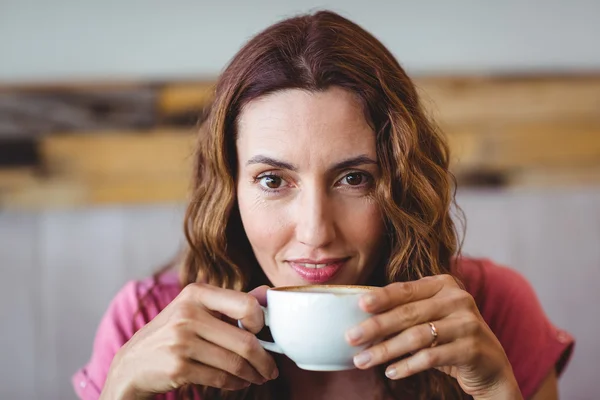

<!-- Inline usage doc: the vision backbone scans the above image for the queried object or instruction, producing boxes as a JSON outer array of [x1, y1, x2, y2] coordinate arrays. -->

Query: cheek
[[237, 187, 291, 256], [339, 200, 385, 252]]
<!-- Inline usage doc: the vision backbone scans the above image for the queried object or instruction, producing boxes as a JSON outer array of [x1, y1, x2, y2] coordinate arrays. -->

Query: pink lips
[[288, 258, 348, 283]]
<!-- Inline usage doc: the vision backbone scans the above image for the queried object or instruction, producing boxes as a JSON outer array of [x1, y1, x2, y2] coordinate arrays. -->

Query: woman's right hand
[[100, 283, 279, 399]]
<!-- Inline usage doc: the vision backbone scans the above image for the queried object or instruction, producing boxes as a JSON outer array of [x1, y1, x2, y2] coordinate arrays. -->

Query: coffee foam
[[271, 284, 376, 295]]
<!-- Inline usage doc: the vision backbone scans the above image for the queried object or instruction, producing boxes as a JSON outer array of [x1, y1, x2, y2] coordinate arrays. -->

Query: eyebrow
[[246, 154, 378, 173]]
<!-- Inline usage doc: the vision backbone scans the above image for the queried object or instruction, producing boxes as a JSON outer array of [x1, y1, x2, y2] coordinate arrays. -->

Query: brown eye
[[259, 175, 284, 189], [344, 173, 364, 186]]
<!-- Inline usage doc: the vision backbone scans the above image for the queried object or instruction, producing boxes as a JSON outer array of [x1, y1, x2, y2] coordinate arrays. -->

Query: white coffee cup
[[240, 285, 375, 371]]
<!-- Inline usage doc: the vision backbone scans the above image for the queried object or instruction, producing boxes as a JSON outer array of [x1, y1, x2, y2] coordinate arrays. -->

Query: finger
[[186, 336, 266, 385], [184, 283, 265, 333], [347, 297, 449, 346], [353, 318, 465, 369], [359, 275, 452, 313], [383, 340, 467, 380], [182, 360, 252, 390], [248, 285, 270, 307], [192, 314, 279, 381]]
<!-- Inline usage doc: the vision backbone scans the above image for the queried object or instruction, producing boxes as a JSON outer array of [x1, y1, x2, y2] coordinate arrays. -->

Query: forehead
[[236, 87, 376, 162]]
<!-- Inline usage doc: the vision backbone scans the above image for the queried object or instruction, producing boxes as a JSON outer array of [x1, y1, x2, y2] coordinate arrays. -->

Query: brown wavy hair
[[179, 10, 468, 400]]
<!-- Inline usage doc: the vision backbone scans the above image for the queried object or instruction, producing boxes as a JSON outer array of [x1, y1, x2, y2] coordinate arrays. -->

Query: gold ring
[[428, 322, 439, 348]]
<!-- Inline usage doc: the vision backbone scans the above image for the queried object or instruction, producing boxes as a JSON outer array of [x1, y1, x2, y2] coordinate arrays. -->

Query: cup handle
[[237, 306, 284, 354]]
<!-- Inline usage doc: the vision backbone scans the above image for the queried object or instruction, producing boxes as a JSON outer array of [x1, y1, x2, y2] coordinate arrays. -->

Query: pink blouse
[[73, 258, 574, 399]]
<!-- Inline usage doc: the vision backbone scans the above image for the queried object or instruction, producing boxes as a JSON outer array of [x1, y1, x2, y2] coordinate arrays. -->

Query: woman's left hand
[[345, 275, 523, 400]]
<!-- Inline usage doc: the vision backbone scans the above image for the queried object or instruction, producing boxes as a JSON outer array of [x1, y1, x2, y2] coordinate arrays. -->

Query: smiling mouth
[[287, 258, 350, 283], [292, 262, 335, 269]]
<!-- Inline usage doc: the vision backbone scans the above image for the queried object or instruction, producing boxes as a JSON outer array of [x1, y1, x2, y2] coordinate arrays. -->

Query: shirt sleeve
[[72, 281, 142, 400], [468, 259, 575, 399]]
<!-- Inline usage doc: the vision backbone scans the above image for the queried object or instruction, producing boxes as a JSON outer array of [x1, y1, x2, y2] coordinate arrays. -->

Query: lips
[[287, 258, 348, 283]]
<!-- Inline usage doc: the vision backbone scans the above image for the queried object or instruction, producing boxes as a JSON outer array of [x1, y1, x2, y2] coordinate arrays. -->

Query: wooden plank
[[0, 177, 190, 209], [0, 168, 38, 188], [446, 122, 600, 170], [0, 88, 157, 136], [1, 179, 88, 209], [155, 76, 600, 126], [88, 177, 190, 204], [509, 167, 600, 187], [40, 130, 195, 178], [2, 169, 599, 209], [416, 75, 600, 125], [0, 80, 150, 93], [38, 124, 600, 182], [2, 75, 599, 136], [0, 120, 598, 208], [0, 73, 599, 208], [158, 82, 214, 115]]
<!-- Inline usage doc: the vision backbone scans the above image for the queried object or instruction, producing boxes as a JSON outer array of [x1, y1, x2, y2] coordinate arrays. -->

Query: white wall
[[1, 0, 599, 83], [1, 189, 600, 399]]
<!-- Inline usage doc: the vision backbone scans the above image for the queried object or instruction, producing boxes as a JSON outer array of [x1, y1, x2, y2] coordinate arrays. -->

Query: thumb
[[248, 285, 270, 307]]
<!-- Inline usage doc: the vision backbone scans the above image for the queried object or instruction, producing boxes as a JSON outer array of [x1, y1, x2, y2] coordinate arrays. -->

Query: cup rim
[[269, 284, 378, 293]]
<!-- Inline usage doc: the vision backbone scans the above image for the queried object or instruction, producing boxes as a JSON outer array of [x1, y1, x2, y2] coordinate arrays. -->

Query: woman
[[73, 10, 573, 400]]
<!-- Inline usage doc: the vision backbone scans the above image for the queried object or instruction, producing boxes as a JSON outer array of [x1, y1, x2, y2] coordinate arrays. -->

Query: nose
[[295, 186, 336, 248]]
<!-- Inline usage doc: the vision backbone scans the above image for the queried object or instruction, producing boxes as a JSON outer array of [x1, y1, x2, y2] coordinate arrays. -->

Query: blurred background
[[1, 1, 599, 399]]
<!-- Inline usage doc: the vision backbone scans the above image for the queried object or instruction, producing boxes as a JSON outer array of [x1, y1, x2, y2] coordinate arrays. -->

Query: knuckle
[[464, 315, 482, 335], [395, 303, 417, 325], [404, 328, 422, 348], [167, 322, 188, 342], [398, 281, 415, 299], [239, 332, 259, 357], [241, 295, 260, 316], [378, 283, 396, 303], [214, 371, 232, 388], [227, 353, 247, 376], [420, 349, 438, 366], [377, 341, 391, 361], [439, 274, 456, 285], [180, 282, 214, 306], [368, 314, 385, 333], [384, 281, 415, 303], [385, 282, 403, 294], [402, 359, 415, 376], [174, 305, 194, 322], [456, 291, 477, 310], [181, 282, 204, 298], [167, 359, 188, 385], [167, 342, 189, 358]]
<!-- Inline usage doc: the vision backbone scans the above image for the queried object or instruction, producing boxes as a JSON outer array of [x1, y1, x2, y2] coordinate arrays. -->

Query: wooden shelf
[[40, 129, 196, 178], [2, 74, 600, 209]]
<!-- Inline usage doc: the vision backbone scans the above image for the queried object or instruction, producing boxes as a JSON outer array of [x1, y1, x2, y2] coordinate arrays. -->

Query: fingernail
[[353, 351, 371, 367], [385, 367, 397, 379], [362, 294, 377, 307], [346, 326, 364, 342], [270, 368, 279, 380]]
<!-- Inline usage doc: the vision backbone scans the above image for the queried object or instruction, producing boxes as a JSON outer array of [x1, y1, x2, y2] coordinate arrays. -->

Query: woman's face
[[236, 87, 386, 287]]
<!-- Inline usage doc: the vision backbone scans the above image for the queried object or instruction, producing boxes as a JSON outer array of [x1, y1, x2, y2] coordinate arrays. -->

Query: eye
[[258, 174, 285, 189], [340, 172, 369, 186]]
